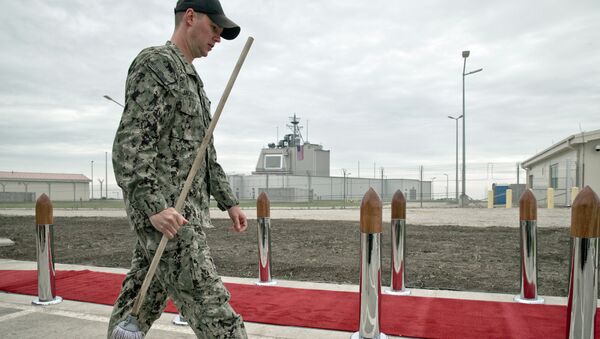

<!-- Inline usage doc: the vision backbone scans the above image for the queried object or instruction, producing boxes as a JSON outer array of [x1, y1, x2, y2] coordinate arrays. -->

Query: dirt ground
[[0, 216, 571, 297]]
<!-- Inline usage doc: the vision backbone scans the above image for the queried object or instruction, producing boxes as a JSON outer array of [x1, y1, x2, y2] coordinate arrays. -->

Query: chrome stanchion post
[[385, 190, 410, 296], [32, 193, 62, 306], [566, 186, 600, 338], [256, 192, 276, 286], [514, 189, 544, 304], [352, 188, 387, 339]]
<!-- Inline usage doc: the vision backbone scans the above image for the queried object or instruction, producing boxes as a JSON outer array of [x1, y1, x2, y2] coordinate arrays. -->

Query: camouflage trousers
[[107, 223, 247, 339]]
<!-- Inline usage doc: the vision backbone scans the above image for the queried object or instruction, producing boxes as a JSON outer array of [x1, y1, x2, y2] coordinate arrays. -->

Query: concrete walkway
[[0, 259, 571, 339]]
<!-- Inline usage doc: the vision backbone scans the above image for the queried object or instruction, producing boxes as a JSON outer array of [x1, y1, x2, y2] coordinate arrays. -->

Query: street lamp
[[461, 50, 482, 207], [102, 95, 124, 200], [448, 114, 462, 203], [443, 173, 449, 200], [103, 95, 124, 108]]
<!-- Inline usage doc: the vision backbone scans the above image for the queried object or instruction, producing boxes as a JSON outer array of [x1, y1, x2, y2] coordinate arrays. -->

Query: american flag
[[296, 144, 304, 160]]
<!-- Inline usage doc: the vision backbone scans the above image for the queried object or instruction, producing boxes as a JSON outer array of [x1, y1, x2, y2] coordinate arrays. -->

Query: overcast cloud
[[1, 0, 599, 199]]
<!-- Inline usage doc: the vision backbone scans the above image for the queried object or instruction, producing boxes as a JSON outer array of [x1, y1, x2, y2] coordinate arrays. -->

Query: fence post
[[33, 193, 62, 305], [256, 192, 276, 286], [565, 186, 600, 338], [514, 189, 544, 304], [352, 188, 387, 339], [506, 189, 513, 208], [385, 190, 410, 296], [487, 190, 494, 208], [547, 187, 554, 209]]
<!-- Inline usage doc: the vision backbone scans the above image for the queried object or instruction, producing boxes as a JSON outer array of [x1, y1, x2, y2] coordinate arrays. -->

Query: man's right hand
[[149, 207, 188, 239]]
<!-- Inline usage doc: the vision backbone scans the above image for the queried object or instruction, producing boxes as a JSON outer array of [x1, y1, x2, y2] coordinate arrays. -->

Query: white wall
[[0, 180, 90, 202], [583, 142, 600, 192]]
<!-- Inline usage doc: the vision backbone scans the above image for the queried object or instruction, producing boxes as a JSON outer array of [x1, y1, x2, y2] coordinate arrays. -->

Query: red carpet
[[0, 270, 597, 338]]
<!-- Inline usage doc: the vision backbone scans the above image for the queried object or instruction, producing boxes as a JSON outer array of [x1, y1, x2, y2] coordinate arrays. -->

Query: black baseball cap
[[174, 0, 240, 40]]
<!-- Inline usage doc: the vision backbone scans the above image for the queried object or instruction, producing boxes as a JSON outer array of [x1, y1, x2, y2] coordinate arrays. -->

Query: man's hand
[[149, 207, 188, 239], [227, 205, 248, 233]]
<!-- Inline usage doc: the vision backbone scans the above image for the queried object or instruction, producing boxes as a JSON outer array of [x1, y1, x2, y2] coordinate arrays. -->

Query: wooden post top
[[35, 193, 53, 225], [519, 189, 537, 221], [570, 186, 600, 238], [257, 192, 270, 218], [360, 188, 382, 233], [391, 190, 406, 219]]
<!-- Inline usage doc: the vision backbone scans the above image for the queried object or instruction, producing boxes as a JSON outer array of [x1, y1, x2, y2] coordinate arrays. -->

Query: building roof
[[0, 171, 91, 182], [522, 128, 600, 168]]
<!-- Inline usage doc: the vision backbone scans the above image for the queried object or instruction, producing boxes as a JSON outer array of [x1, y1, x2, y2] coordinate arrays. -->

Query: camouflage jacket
[[112, 41, 238, 229]]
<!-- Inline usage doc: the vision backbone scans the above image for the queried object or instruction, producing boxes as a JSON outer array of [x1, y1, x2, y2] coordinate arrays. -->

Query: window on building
[[549, 163, 559, 189], [528, 174, 534, 189], [264, 155, 283, 169]]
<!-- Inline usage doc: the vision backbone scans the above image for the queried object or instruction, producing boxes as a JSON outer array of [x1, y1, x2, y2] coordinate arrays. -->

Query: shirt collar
[[166, 41, 199, 77]]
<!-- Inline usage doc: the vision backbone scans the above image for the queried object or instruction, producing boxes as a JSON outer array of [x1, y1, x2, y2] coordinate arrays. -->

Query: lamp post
[[103, 95, 124, 108], [443, 173, 449, 200], [448, 115, 463, 204], [461, 50, 482, 207], [102, 95, 124, 201]]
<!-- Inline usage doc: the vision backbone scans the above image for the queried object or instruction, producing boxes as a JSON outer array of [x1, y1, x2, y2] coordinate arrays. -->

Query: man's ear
[[184, 8, 195, 26]]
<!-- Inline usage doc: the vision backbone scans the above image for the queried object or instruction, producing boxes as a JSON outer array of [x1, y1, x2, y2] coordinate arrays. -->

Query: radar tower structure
[[287, 113, 303, 147]]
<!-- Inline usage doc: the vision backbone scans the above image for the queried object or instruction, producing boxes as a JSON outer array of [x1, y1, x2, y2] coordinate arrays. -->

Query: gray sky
[[1, 0, 599, 199]]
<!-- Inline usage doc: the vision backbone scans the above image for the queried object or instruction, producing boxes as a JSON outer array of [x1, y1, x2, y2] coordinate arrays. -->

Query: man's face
[[188, 12, 223, 58]]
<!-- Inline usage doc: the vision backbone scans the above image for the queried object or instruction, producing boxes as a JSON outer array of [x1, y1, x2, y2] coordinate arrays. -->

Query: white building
[[230, 115, 431, 202], [521, 129, 600, 206], [0, 171, 91, 202]]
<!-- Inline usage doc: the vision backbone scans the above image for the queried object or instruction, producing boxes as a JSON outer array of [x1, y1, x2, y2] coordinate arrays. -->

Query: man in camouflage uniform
[[107, 0, 248, 338]]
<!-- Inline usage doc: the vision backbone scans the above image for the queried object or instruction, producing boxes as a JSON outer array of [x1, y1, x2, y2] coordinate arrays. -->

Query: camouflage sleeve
[[112, 56, 170, 218], [207, 142, 239, 211]]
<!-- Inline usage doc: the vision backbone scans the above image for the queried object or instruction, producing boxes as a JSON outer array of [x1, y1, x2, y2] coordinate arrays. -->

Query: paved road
[[0, 206, 571, 228]]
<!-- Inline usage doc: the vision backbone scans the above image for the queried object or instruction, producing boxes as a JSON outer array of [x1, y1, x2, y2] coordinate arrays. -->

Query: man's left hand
[[227, 205, 248, 233]]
